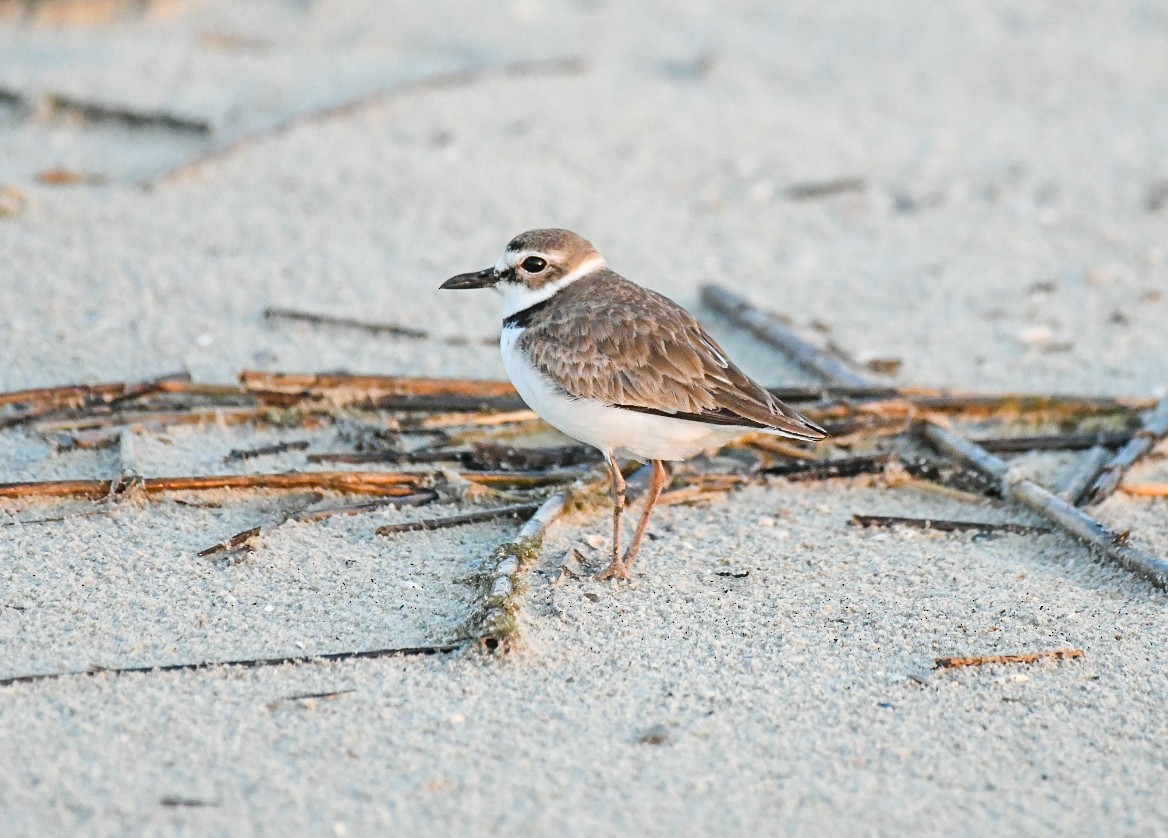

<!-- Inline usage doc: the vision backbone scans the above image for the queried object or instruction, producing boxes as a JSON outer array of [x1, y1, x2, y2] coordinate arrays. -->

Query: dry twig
[[1084, 398, 1168, 505], [1118, 484, 1168, 498], [225, 440, 311, 461], [1056, 446, 1112, 505], [0, 471, 424, 501], [376, 503, 542, 536], [850, 515, 1048, 536], [238, 370, 518, 402], [934, 649, 1084, 669], [785, 176, 866, 200], [42, 92, 210, 134], [0, 643, 459, 688], [975, 431, 1131, 454], [264, 307, 428, 339]]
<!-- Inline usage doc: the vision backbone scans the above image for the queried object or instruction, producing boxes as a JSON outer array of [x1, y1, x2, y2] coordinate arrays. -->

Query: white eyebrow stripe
[[555, 255, 606, 285]]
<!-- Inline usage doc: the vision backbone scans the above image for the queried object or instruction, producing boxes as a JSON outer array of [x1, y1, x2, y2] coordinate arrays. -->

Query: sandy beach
[[1, 1, 1167, 835]]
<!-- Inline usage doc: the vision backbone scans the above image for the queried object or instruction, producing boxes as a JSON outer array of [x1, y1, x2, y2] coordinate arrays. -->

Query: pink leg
[[621, 459, 668, 571]]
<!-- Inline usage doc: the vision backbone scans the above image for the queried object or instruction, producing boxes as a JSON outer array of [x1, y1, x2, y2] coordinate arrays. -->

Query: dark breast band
[[502, 295, 556, 329]]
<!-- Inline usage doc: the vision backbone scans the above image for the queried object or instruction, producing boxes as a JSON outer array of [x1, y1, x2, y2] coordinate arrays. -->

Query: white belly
[[500, 327, 746, 461]]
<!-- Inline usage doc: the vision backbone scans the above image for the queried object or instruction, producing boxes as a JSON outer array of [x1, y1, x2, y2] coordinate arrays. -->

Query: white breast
[[500, 326, 746, 461]]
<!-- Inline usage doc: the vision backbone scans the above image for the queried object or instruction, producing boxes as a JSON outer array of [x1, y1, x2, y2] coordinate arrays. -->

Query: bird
[[440, 229, 826, 580]]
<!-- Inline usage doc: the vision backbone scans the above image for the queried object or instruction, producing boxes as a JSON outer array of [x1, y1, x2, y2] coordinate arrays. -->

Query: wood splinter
[[934, 649, 1084, 669], [1118, 484, 1168, 498]]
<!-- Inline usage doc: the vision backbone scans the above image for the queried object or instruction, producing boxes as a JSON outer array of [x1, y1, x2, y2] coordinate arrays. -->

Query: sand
[[1, 1, 1167, 835]]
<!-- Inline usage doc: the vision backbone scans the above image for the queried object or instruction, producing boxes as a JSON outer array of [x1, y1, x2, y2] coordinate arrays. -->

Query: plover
[[441, 229, 826, 580]]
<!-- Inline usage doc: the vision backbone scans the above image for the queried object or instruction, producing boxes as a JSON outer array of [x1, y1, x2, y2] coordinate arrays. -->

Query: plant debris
[[934, 649, 1084, 669]]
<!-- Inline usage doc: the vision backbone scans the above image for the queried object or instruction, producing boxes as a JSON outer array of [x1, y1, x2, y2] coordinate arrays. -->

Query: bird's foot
[[592, 558, 631, 582]]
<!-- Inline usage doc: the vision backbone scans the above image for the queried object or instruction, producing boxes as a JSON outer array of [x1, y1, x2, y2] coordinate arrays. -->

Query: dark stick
[[701, 285, 871, 387], [458, 469, 592, 488], [785, 176, 866, 200], [292, 491, 438, 523], [311, 443, 600, 471], [264, 307, 428, 339], [307, 452, 409, 465], [268, 688, 356, 706], [684, 455, 995, 498], [159, 796, 218, 808], [1083, 398, 1168, 505], [974, 431, 1132, 454], [850, 515, 1049, 535], [0, 643, 460, 688], [364, 394, 528, 412], [375, 503, 542, 536], [42, 93, 211, 135], [762, 453, 997, 497], [902, 392, 1152, 414], [1056, 445, 1112, 505], [225, 440, 311, 461], [763, 454, 893, 480], [197, 525, 263, 558]]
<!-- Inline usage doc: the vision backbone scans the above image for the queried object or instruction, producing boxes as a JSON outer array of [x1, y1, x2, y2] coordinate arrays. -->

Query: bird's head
[[440, 228, 606, 315]]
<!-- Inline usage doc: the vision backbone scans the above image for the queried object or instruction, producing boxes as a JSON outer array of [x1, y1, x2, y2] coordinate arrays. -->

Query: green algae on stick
[[476, 493, 568, 652]]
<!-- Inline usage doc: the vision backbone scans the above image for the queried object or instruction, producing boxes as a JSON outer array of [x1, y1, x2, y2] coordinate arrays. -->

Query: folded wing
[[518, 274, 827, 441]]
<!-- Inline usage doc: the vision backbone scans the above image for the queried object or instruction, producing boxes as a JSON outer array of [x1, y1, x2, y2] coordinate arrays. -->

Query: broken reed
[[0, 471, 424, 500]]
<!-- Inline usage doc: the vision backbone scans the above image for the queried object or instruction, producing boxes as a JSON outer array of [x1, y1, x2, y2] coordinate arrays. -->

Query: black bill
[[440, 268, 498, 290]]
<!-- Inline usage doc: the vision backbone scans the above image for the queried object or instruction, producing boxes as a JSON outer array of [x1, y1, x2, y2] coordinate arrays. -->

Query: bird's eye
[[521, 256, 548, 273]]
